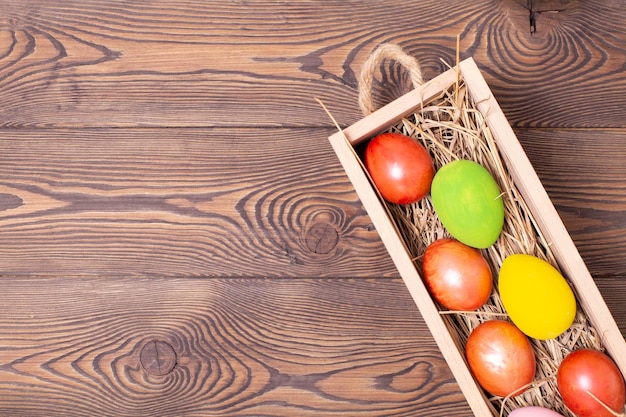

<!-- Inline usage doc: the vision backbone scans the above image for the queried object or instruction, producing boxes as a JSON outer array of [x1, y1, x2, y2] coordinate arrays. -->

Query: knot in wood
[[140, 340, 177, 376], [305, 222, 339, 254], [0, 193, 23, 211]]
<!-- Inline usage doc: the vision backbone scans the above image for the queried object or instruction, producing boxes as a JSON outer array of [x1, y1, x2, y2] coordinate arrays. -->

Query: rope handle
[[358, 43, 423, 116]]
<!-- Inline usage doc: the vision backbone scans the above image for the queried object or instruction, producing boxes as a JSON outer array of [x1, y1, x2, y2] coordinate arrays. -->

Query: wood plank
[[477, 0, 626, 128], [2, 2, 625, 416], [1, 1, 625, 128], [515, 128, 626, 277], [596, 276, 626, 336], [329, 97, 496, 415], [0, 277, 471, 416], [0, 127, 395, 278], [1, 127, 624, 281]]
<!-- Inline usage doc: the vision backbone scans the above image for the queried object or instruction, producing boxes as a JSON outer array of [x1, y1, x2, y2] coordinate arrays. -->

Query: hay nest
[[376, 63, 603, 416]]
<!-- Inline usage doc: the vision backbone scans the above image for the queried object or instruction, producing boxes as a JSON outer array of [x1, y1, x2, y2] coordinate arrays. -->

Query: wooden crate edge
[[327, 130, 495, 417], [459, 57, 626, 374]]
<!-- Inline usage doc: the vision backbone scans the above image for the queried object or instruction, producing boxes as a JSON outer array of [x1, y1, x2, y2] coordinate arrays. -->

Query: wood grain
[[515, 128, 626, 277], [0, 277, 471, 417], [0, 127, 395, 278], [483, 0, 626, 127], [1, 127, 624, 281], [2, 1, 626, 415], [1, 1, 625, 128], [596, 276, 626, 336]]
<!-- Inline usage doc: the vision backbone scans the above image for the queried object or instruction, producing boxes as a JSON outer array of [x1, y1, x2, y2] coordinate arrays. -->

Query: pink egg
[[509, 407, 565, 417]]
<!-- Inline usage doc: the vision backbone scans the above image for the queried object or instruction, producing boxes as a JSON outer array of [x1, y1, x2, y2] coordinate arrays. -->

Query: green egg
[[431, 160, 504, 249]]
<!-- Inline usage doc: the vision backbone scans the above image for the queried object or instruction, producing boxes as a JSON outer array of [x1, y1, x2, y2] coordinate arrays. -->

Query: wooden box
[[328, 57, 626, 416]]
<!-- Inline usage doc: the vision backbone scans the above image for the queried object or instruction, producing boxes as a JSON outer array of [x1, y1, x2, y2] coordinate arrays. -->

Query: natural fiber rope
[[358, 43, 423, 116]]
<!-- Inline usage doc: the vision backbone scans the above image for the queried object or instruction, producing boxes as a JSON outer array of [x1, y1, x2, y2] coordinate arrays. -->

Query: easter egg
[[557, 349, 625, 417], [431, 159, 504, 249], [465, 320, 536, 398], [509, 406, 565, 417], [422, 238, 492, 311], [364, 132, 435, 204], [499, 254, 576, 340]]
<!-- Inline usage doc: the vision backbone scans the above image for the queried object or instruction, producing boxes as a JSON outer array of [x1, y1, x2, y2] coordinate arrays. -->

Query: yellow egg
[[499, 254, 576, 340]]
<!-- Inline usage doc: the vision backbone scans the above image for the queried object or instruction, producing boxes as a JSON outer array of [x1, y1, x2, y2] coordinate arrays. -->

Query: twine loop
[[358, 43, 423, 116]]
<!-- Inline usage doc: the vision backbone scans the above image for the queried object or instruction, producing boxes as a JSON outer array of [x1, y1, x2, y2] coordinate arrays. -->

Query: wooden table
[[1, 1, 625, 416]]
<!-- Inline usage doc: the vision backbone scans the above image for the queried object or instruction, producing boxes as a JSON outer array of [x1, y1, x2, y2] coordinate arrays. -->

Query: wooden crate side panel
[[328, 133, 495, 417], [460, 58, 626, 373]]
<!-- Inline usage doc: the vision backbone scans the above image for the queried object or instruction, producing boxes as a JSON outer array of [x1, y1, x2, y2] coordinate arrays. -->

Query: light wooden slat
[[329, 64, 496, 417], [329, 58, 626, 416], [461, 57, 626, 378]]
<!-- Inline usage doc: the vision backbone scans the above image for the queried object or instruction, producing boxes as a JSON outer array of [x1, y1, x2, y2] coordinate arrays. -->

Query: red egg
[[364, 132, 435, 204], [465, 320, 536, 398], [557, 349, 625, 417], [422, 238, 492, 310]]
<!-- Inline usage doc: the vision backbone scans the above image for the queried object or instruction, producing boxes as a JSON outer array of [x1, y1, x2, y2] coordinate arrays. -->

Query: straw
[[358, 43, 606, 417]]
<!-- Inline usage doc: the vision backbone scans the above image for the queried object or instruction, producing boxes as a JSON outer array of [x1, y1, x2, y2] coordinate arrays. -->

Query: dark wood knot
[[0, 193, 23, 211], [140, 340, 177, 376], [305, 222, 339, 254]]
